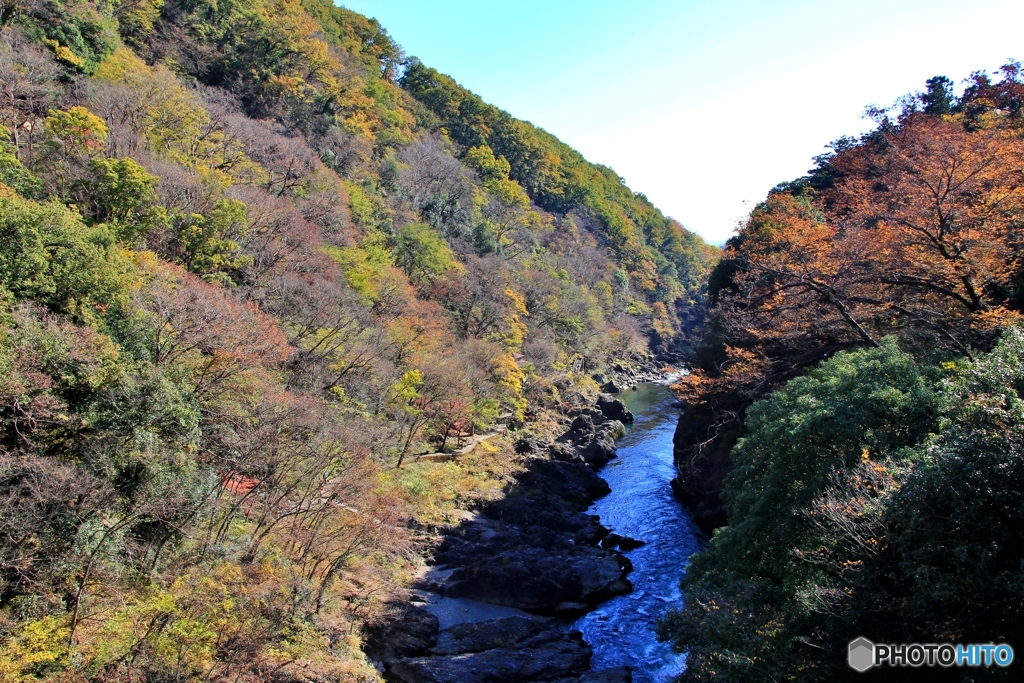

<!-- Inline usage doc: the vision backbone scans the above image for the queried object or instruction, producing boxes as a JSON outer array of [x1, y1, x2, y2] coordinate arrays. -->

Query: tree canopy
[[0, 2, 712, 679], [665, 64, 1024, 682]]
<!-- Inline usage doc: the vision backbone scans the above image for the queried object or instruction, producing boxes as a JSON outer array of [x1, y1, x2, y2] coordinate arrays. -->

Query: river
[[574, 383, 705, 682]]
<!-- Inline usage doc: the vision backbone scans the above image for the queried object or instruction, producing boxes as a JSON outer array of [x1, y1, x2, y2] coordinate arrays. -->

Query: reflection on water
[[575, 384, 704, 682]]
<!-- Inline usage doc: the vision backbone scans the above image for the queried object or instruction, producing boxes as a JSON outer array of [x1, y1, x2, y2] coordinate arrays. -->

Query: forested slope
[[662, 69, 1024, 681], [0, 1, 715, 680]]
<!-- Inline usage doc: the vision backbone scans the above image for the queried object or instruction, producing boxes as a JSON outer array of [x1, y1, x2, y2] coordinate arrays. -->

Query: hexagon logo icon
[[848, 637, 875, 672]]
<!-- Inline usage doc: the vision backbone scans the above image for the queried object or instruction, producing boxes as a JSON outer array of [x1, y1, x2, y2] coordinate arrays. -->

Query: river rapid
[[575, 383, 705, 682]]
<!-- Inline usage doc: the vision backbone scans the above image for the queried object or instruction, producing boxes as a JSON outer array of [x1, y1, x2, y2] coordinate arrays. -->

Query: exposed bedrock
[[366, 394, 638, 683], [670, 400, 737, 533]]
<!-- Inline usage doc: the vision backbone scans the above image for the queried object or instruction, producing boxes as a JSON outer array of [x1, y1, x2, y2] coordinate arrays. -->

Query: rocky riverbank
[[364, 393, 642, 683], [592, 355, 666, 396], [668, 399, 736, 533]]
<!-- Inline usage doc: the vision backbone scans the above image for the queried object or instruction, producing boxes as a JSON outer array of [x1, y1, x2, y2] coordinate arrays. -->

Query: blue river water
[[574, 383, 705, 682]]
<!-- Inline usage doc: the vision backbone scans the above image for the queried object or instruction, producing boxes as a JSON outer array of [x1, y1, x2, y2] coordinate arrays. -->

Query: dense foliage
[[685, 66, 1024, 402], [662, 333, 1024, 681], [401, 61, 716, 305], [664, 67, 1024, 680], [0, 0, 716, 679]]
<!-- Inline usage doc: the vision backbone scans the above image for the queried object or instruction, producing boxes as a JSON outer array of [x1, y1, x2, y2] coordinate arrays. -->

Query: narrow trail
[[414, 431, 504, 463]]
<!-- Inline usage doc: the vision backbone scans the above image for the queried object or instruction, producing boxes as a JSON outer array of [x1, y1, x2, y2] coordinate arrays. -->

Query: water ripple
[[575, 384, 705, 683]]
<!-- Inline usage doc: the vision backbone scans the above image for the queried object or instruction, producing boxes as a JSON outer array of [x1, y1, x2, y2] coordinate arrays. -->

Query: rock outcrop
[[387, 616, 592, 683], [598, 354, 663, 394], [367, 393, 641, 682], [670, 400, 736, 532], [597, 393, 634, 423]]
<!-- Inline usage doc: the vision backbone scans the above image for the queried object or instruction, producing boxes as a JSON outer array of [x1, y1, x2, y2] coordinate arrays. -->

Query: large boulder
[[429, 616, 554, 656], [579, 420, 625, 466], [549, 441, 584, 463], [542, 459, 614, 504], [597, 394, 634, 424], [579, 432, 617, 466], [514, 437, 547, 454], [390, 633, 590, 683], [388, 616, 593, 683], [443, 546, 631, 612], [363, 603, 439, 666], [555, 411, 626, 467], [600, 380, 623, 394]]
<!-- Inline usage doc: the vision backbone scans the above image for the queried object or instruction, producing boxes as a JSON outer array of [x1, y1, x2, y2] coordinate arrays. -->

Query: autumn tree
[[674, 73, 1024, 536], [256, 267, 387, 395], [134, 257, 292, 395], [397, 134, 477, 236], [958, 60, 1024, 126], [219, 112, 321, 196], [699, 108, 1024, 405], [389, 355, 482, 467], [38, 107, 108, 195]]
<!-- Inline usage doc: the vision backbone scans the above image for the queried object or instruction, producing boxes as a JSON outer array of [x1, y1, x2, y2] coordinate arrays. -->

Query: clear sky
[[339, 0, 1024, 245]]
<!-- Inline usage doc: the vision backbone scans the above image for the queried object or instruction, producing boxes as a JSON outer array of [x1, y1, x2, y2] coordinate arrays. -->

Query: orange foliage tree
[[674, 108, 1024, 484], [706, 112, 1024, 394]]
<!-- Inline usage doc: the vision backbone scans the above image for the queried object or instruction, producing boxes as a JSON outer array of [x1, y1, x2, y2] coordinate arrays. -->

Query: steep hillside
[[662, 67, 1024, 681], [0, 0, 715, 680]]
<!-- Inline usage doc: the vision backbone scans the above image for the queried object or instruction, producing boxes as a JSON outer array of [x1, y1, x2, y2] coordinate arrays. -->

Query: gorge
[[4, 1, 1024, 682], [365, 378, 706, 683]]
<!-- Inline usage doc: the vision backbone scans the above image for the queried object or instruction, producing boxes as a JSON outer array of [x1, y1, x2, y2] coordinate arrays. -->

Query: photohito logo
[[848, 638, 875, 672], [848, 638, 1014, 671]]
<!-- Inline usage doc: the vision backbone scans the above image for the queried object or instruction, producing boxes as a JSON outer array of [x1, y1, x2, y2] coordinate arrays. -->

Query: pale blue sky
[[340, 0, 1024, 244]]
